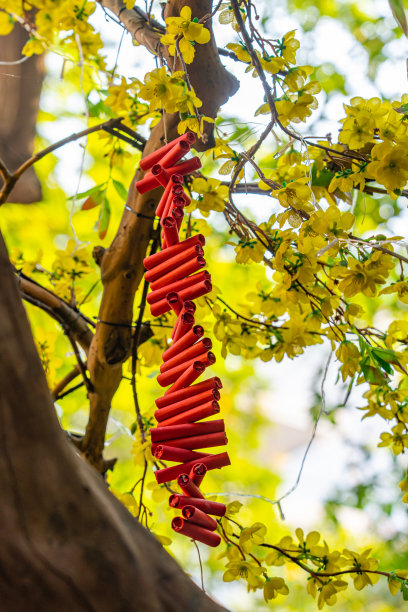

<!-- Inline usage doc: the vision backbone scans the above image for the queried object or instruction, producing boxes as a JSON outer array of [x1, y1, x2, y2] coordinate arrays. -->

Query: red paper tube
[[153, 164, 170, 187], [180, 279, 212, 301], [160, 338, 212, 373], [162, 194, 185, 223], [157, 400, 220, 427], [156, 376, 222, 408], [190, 462, 207, 487], [150, 419, 225, 442], [135, 163, 169, 194], [144, 234, 204, 270], [162, 217, 179, 247], [155, 174, 184, 219], [177, 473, 204, 498], [139, 133, 195, 171], [172, 184, 185, 195], [151, 257, 206, 292], [155, 451, 230, 484], [171, 516, 221, 547], [156, 350, 213, 387], [166, 292, 183, 316], [160, 429, 227, 450], [176, 191, 191, 206], [155, 391, 220, 421], [155, 181, 172, 219], [183, 300, 196, 313], [136, 157, 201, 193], [171, 283, 213, 340], [162, 325, 205, 362], [156, 386, 219, 422], [145, 244, 204, 284], [152, 445, 207, 462], [169, 311, 195, 341], [167, 156, 201, 176], [159, 139, 190, 168], [160, 280, 211, 325], [147, 271, 210, 305], [169, 495, 226, 517], [171, 205, 184, 222], [164, 360, 205, 396], [182, 505, 217, 531]]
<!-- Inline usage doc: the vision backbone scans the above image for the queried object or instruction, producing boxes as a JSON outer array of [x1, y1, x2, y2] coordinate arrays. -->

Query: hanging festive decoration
[[135, 133, 230, 548]]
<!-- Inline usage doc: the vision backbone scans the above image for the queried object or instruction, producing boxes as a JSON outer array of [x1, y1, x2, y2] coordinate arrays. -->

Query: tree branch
[[0, 118, 126, 205], [17, 272, 94, 353]]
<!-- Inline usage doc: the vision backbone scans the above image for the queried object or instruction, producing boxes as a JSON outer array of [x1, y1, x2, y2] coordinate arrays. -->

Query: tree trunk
[[0, 22, 44, 203], [0, 231, 226, 612]]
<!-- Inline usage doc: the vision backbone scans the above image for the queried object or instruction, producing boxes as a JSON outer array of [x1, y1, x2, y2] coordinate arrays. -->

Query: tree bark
[[0, 230, 226, 612], [0, 22, 44, 203]]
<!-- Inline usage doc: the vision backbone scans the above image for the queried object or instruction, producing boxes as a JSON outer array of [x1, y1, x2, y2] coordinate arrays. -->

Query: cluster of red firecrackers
[[135, 133, 230, 547]]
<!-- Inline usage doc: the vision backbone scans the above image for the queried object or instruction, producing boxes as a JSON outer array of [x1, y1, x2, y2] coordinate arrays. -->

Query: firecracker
[[135, 133, 230, 547]]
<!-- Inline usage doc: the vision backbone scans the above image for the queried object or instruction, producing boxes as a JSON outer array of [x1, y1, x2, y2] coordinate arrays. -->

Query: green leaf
[[311, 164, 335, 187], [68, 183, 106, 200], [401, 581, 408, 600], [112, 179, 128, 202], [389, 0, 408, 36], [97, 196, 111, 239], [370, 352, 393, 375], [371, 348, 398, 365]]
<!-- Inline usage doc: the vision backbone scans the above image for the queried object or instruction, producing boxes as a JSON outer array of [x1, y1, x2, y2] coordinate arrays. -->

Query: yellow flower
[[308, 206, 355, 236], [342, 548, 380, 590], [261, 55, 287, 75], [272, 177, 313, 211], [264, 577, 289, 601], [399, 474, 408, 503], [138, 67, 184, 113], [22, 37, 47, 56], [190, 177, 228, 214], [308, 577, 348, 609], [280, 30, 300, 64], [175, 86, 202, 115], [328, 166, 366, 193], [339, 112, 375, 149], [219, 3, 244, 31], [367, 142, 408, 192], [105, 77, 135, 114], [234, 239, 265, 264], [336, 341, 361, 381], [177, 114, 214, 137], [378, 423, 408, 455], [273, 83, 320, 125], [0, 10, 14, 35], [332, 253, 392, 298], [166, 6, 210, 43], [380, 280, 408, 304], [284, 65, 314, 91], [295, 528, 326, 557], [223, 560, 263, 587], [343, 96, 389, 124], [162, 6, 210, 64], [226, 42, 251, 63], [239, 522, 267, 552]]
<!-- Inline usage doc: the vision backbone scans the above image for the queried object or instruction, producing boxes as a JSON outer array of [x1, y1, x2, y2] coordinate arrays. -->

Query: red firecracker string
[[135, 133, 228, 547]]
